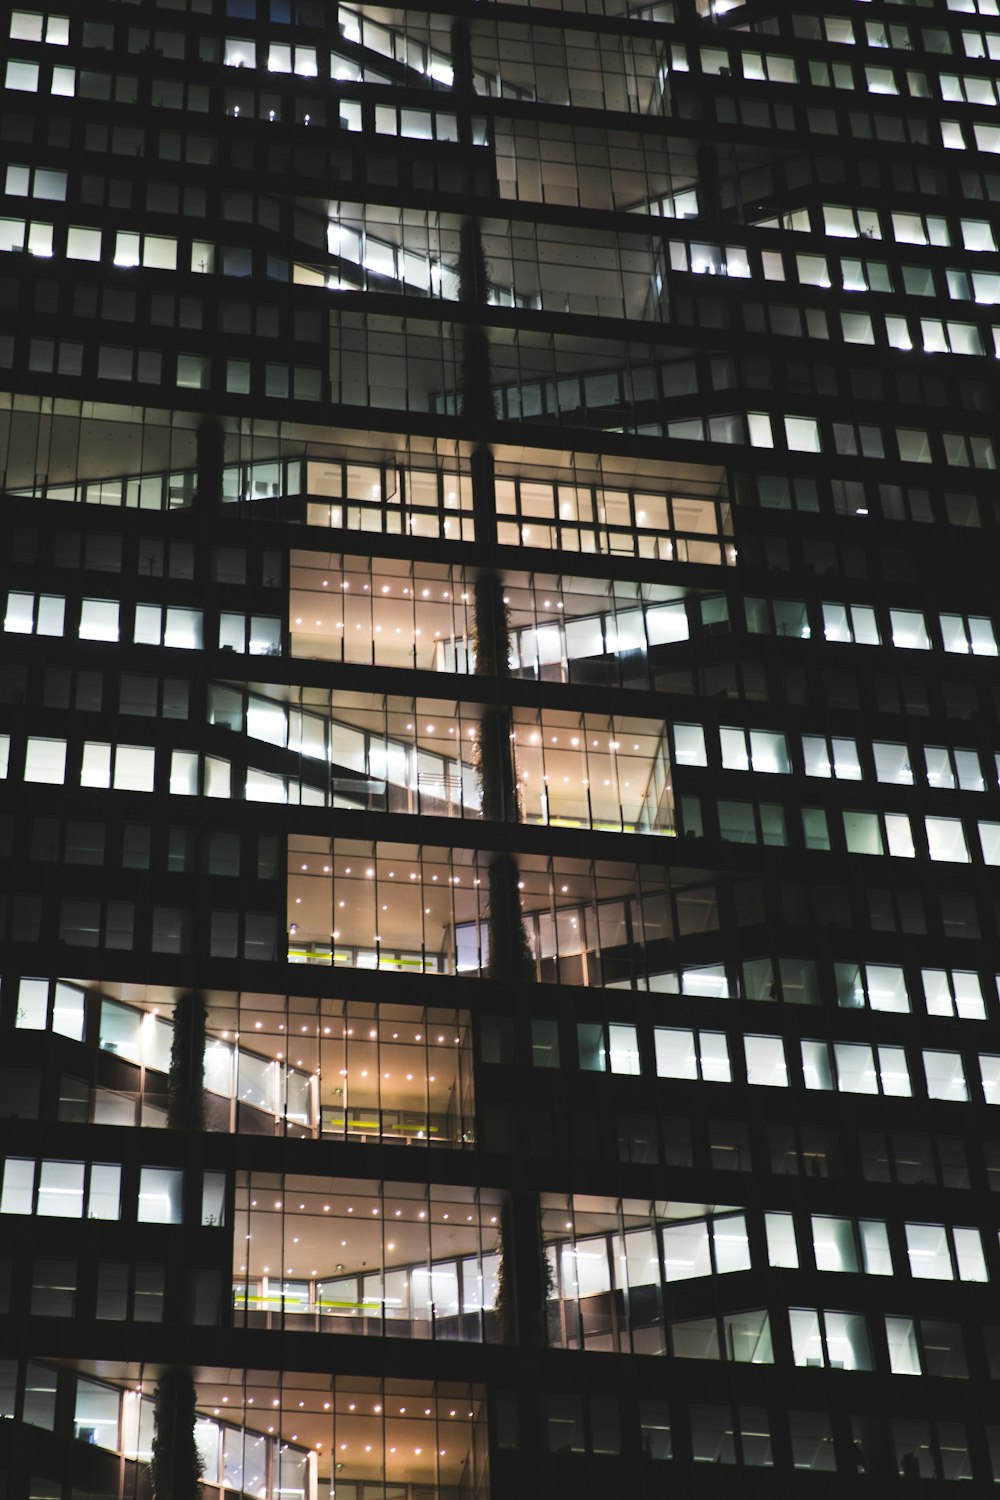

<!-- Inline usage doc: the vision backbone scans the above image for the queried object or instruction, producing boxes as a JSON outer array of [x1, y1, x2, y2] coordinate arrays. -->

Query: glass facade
[[4, 0, 1000, 1493]]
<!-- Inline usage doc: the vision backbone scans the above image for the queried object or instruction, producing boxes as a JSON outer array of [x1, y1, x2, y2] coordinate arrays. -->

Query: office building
[[4, 0, 1000, 1492]]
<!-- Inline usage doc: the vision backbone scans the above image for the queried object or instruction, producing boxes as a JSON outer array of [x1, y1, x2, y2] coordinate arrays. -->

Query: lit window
[[137, 1167, 183, 1224], [113, 745, 155, 794], [743, 1033, 788, 1087], [672, 723, 707, 766], [24, 737, 66, 785], [5, 60, 40, 92], [0, 1158, 35, 1214], [607, 1024, 641, 1076], [79, 598, 119, 642], [37, 1160, 84, 1218], [765, 1213, 798, 1268], [66, 225, 101, 261], [889, 609, 930, 650], [789, 1308, 872, 1370], [925, 817, 970, 863], [963, 219, 998, 252], [655, 1027, 730, 1082], [784, 417, 821, 453], [923, 1050, 968, 1102], [922, 969, 986, 1021]]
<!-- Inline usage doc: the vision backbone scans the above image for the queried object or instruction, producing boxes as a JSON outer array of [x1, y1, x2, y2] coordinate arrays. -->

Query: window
[[96, 1263, 127, 1321], [940, 612, 997, 655], [923, 1050, 968, 1102], [922, 969, 987, 1020], [873, 741, 913, 784], [661, 1213, 750, 1281], [886, 1316, 967, 1378], [640, 1401, 671, 1460], [802, 735, 862, 780], [5, 60, 40, 92], [741, 956, 818, 1006], [31, 1259, 76, 1317], [803, 1040, 911, 1097], [580, 1022, 641, 1075], [16, 977, 49, 1031], [0, 1158, 34, 1214], [607, 1024, 640, 1075], [11, 12, 66, 43], [743, 1035, 788, 1087], [1, 1157, 119, 1219], [825, 204, 882, 239], [24, 737, 66, 785], [889, 609, 930, 650], [707, 1120, 749, 1172], [765, 1213, 798, 1268], [201, 1172, 226, 1227], [905, 1223, 987, 1281], [671, 1308, 772, 1364], [115, 745, 155, 793], [134, 1264, 165, 1323], [924, 746, 985, 791], [22, 1363, 56, 1428], [88, 1164, 121, 1220], [67, 225, 101, 261], [834, 962, 909, 1014], [671, 723, 707, 766], [769, 1124, 834, 1179], [789, 1308, 872, 1370], [689, 1404, 772, 1467], [980, 823, 1000, 866], [79, 598, 119, 642], [4, 591, 64, 635], [720, 726, 790, 774], [37, 1159, 84, 1217], [137, 1167, 183, 1224], [822, 603, 879, 644], [892, 1417, 971, 1482], [784, 416, 821, 453], [862, 1131, 968, 1190], [531, 1019, 560, 1068], [718, 800, 786, 847], [925, 817, 970, 863], [576, 1023, 605, 1072], [811, 1216, 892, 1274], [74, 1378, 120, 1451], [654, 1028, 731, 1082], [843, 809, 914, 859], [745, 597, 810, 637], [789, 1412, 836, 1472], [892, 211, 950, 247], [165, 606, 204, 649]]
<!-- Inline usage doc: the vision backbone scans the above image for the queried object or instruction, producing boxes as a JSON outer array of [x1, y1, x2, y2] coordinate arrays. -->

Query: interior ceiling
[[235, 1206, 496, 1278]]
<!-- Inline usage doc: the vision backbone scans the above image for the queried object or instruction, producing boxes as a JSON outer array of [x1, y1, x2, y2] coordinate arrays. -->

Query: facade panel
[[3, 0, 1000, 1492]]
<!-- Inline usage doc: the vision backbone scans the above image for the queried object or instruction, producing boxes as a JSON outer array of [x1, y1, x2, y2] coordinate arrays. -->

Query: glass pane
[[88, 1164, 121, 1221], [905, 1223, 953, 1280], [824, 1311, 871, 1370], [859, 1221, 893, 1275], [654, 1028, 697, 1080], [812, 1217, 858, 1273], [37, 1159, 84, 1218], [607, 1023, 641, 1075], [137, 1167, 183, 1224], [744, 1035, 787, 1087], [765, 1212, 798, 1268], [0, 1158, 35, 1214], [662, 1221, 710, 1281], [712, 1214, 751, 1273]]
